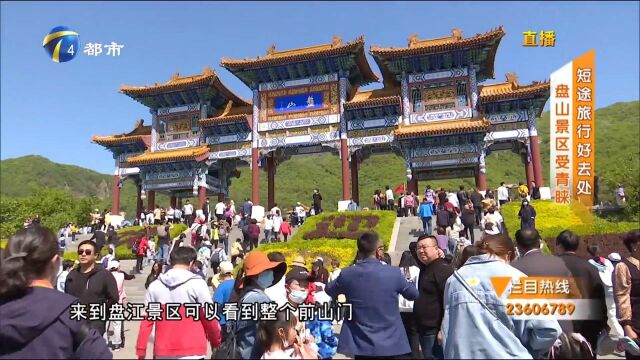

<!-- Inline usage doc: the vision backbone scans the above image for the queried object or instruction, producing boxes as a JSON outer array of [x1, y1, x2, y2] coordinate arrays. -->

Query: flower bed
[[501, 200, 638, 255], [259, 210, 396, 269]]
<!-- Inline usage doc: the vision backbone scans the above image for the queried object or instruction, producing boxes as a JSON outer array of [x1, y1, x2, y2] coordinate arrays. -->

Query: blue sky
[[1, 1, 638, 174]]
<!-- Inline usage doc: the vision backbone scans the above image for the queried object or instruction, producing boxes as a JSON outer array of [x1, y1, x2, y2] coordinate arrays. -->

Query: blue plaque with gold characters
[[42, 26, 79, 63]]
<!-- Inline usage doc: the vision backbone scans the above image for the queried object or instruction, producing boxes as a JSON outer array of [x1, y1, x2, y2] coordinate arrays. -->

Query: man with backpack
[[456, 185, 469, 209]]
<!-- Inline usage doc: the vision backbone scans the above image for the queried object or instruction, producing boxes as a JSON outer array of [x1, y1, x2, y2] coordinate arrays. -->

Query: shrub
[[0, 239, 6, 249], [502, 200, 639, 255]]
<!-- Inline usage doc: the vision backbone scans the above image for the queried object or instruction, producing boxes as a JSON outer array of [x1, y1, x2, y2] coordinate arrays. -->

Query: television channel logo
[[42, 26, 79, 63]]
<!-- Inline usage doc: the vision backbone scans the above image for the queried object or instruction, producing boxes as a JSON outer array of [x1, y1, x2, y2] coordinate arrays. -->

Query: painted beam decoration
[[407, 67, 468, 83], [415, 167, 476, 181], [550, 49, 595, 206], [409, 107, 472, 124], [156, 103, 201, 151], [260, 82, 339, 123]]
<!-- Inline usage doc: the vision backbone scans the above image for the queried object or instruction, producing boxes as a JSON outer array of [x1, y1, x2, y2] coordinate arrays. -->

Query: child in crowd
[[257, 310, 316, 359]]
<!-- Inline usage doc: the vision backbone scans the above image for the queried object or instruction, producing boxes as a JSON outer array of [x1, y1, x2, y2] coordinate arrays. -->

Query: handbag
[[213, 323, 240, 359]]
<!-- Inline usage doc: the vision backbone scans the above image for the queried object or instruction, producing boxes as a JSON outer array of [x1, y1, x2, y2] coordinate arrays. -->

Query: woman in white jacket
[[398, 250, 421, 359]]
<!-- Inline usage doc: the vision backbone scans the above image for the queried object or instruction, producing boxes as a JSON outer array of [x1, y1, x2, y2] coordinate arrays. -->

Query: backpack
[[436, 206, 451, 227], [131, 241, 139, 255], [210, 249, 223, 265]]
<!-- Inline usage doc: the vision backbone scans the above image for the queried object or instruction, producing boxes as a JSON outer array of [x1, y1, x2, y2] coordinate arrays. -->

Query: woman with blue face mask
[[230, 250, 287, 359]]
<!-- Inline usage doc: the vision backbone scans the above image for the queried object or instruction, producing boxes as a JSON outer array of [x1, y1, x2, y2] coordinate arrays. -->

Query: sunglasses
[[77, 249, 93, 256]]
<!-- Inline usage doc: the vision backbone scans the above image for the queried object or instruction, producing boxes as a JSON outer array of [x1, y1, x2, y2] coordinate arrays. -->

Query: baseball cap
[[219, 261, 234, 275], [285, 267, 313, 283]]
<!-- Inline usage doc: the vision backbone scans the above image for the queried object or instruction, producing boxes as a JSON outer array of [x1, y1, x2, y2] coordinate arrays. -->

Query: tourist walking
[[145, 261, 162, 289], [65, 239, 119, 336], [281, 218, 292, 242], [586, 245, 625, 355], [88, 227, 107, 257], [385, 185, 395, 210], [518, 199, 537, 230], [511, 229, 576, 338], [405, 192, 416, 216], [56, 260, 74, 292], [398, 251, 421, 359], [136, 246, 221, 359], [312, 189, 323, 215], [469, 188, 484, 226], [461, 201, 476, 244], [133, 234, 149, 273], [441, 234, 562, 359], [614, 230, 640, 358], [0, 226, 112, 359], [497, 181, 510, 207], [326, 232, 418, 358], [212, 261, 235, 339], [418, 197, 435, 235], [264, 214, 274, 243], [230, 250, 287, 359], [311, 257, 330, 284], [556, 230, 608, 353], [413, 234, 454, 359], [183, 199, 194, 226], [106, 259, 134, 351], [156, 223, 171, 262], [531, 180, 541, 200]]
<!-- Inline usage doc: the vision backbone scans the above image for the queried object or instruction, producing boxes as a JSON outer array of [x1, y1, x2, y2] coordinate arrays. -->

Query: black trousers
[[136, 254, 143, 271], [401, 312, 421, 359], [473, 206, 482, 225]]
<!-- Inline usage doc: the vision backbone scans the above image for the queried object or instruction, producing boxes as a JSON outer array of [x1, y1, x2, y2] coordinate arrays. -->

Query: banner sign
[[550, 49, 595, 206]]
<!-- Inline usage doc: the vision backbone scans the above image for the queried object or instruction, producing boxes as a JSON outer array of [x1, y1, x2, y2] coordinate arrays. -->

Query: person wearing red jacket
[[136, 246, 221, 359], [134, 235, 149, 273]]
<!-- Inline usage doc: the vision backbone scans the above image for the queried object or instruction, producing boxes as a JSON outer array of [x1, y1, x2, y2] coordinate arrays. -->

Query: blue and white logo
[[42, 26, 79, 63]]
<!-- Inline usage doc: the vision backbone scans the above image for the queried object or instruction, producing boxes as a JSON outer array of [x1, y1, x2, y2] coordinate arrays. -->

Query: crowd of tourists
[[4, 222, 640, 360], [4, 180, 640, 360]]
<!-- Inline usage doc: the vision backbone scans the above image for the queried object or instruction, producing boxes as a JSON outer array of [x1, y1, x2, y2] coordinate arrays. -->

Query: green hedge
[[501, 200, 639, 254], [63, 224, 187, 262], [256, 210, 397, 270]]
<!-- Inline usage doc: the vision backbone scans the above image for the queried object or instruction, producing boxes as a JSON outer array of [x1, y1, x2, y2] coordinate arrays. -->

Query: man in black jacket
[[413, 234, 454, 359], [556, 230, 608, 353], [65, 240, 119, 336], [469, 188, 484, 226], [512, 229, 576, 336], [89, 228, 106, 256], [312, 189, 323, 215]]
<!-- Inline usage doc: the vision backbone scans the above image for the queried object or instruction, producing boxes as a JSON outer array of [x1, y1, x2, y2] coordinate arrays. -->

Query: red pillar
[[251, 148, 260, 205], [217, 193, 225, 202], [267, 155, 275, 209], [170, 196, 177, 209], [530, 135, 544, 186], [340, 139, 351, 200], [136, 183, 143, 218], [475, 165, 487, 191], [198, 186, 207, 210], [350, 152, 360, 204], [177, 197, 183, 209], [112, 175, 121, 215], [147, 191, 155, 210], [408, 169, 419, 194], [525, 154, 535, 189]]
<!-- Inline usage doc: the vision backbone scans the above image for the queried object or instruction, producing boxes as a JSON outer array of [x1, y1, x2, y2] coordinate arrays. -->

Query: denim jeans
[[156, 243, 169, 262], [448, 238, 457, 257], [419, 333, 443, 359], [264, 229, 273, 243], [421, 217, 433, 235]]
